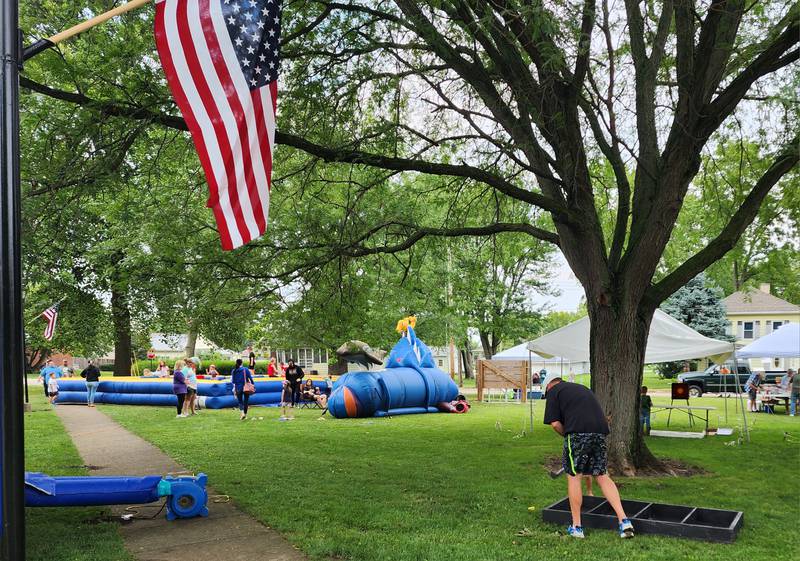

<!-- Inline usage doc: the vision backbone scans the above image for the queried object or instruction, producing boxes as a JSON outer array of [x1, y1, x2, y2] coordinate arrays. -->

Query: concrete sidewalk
[[55, 405, 306, 561]]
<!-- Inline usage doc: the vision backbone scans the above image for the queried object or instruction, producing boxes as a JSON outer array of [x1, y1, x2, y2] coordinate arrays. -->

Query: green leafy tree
[[657, 274, 733, 377], [19, 1, 799, 472]]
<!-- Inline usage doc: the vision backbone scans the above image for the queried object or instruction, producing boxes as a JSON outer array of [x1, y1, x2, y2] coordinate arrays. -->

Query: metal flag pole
[[1, 0, 26, 556], [23, 0, 151, 59], [0, 3, 155, 558]]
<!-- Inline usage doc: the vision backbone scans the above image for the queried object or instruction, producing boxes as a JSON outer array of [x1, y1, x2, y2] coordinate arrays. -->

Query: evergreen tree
[[661, 274, 731, 340], [657, 274, 733, 377]]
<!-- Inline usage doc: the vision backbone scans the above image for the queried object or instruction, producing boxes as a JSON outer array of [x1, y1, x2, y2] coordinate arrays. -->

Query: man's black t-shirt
[[543, 382, 609, 435]]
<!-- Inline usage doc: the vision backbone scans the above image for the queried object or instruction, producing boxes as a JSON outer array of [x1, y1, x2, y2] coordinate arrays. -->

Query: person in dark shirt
[[80, 360, 101, 407], [231, 358, 255, 420], [640, 386, 653, 435], [543, 378, 634, 539], [247, 347, 256, 372], [284, 359, 304, 407]]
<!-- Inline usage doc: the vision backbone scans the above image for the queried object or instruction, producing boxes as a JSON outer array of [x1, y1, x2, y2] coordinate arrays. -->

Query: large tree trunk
[[479, 331, 493, 359], [184, 327, 198, 357], [588, 302, 660, 475], [461, 338, 474, 379], [111, 285, 132, 377]]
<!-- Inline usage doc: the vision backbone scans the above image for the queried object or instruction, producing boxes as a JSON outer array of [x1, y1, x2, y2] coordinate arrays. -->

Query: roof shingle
[[723, 290, 800, 314]]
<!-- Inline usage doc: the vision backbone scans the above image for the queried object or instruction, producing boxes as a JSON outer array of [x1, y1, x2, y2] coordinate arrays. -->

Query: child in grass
[[279, 380, 294, 421], [47, 374, 59, 407], [640, 386, 652, 436]]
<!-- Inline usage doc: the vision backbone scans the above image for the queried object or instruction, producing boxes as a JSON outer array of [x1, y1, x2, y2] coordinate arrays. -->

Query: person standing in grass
[[172, 360, 188, 418], [543, 377, 634, 539], [640, 386, 652, 436], [247, 346, 256, 373], [231, 358, 254, 420], [789, 369, 798, 417], [183, 358, 199, 416], [61, 359, 74, 378], [38, 359, 60, 398], [46, 373, 60, 407], [284, 359, 304, 408], [744, 371, 763, 412], [80, 360, 101, 407]]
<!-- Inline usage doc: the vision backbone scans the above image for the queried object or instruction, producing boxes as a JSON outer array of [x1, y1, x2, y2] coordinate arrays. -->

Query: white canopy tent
[[492, 342, 590, 377], [526, 309, 750, 437], [737, 323, 800, 358], [527, 309, 733, 364]]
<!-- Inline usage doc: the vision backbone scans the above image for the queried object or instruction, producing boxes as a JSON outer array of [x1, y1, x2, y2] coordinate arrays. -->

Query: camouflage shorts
[[562, 433, 608, 476]]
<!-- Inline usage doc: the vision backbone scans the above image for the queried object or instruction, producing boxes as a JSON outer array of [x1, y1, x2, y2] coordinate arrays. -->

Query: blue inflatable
[[328, 326, 460, 418], [55, 380, 330, 409], [25, 472, 209, 520]]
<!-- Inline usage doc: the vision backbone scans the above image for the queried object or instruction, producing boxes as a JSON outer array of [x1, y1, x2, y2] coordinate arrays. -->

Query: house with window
[[262, 347, 331, 375], [723, 283, 800, 370]]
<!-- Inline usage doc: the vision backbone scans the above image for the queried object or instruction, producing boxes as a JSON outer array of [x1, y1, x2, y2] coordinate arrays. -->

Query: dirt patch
[[543, 455, 708, 478]]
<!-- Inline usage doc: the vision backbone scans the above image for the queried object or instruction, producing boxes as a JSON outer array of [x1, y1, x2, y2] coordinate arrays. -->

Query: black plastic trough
[[541, 496, 743, 542]]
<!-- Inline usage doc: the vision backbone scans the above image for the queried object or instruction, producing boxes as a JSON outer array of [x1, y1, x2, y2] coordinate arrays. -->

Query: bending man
[[543, 377, 634, 539]]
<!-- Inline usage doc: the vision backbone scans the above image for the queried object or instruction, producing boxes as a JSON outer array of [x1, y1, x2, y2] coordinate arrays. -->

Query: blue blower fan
[[25, 471, 210, 521]]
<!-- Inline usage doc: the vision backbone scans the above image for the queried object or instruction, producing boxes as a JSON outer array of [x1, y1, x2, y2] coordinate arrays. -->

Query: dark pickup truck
[[677, 365, 784, 397]]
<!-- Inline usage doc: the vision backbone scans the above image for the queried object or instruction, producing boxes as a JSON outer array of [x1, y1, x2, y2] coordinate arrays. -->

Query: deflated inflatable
[[328, 325, 460, 418]]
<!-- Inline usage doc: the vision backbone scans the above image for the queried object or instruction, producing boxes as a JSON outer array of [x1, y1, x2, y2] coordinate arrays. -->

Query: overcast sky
[[537, 251, 586, 313]]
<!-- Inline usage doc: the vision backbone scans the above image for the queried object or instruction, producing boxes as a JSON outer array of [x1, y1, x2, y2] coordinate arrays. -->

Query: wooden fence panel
[[477, 360, 529, 402]]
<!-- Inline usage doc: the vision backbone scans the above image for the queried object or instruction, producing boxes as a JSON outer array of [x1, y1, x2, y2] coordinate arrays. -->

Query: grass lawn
[[91, 395, 799, 561], [24, 393, 132, 561]]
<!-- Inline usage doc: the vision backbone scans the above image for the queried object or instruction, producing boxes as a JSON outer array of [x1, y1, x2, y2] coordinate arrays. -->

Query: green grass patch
[[25, 394, 132, 561], [96, 395, 800, 561]]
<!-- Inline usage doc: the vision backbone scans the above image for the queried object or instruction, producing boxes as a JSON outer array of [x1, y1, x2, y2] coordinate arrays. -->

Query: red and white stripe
[[42, 306, 58, 341], [154, 0, 276, 250]]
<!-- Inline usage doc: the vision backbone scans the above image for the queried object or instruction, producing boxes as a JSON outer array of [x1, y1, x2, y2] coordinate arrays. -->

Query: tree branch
[[644, 140, 798, 308], [341, 222, 560, 258], [20, 76, 570, 217]]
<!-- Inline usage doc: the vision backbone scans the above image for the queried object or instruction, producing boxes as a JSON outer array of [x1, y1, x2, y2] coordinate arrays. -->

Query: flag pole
[[4, 2, 151, 558], [1, 0, 26, 556], [23, 0, 152, 60]]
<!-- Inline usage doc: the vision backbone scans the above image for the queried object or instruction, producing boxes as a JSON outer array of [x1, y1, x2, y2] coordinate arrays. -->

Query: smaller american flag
[[41, 303, 60, 341]]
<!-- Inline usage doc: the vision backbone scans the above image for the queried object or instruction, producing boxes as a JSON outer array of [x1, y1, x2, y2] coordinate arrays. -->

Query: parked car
[[677, 364, 784, 397]]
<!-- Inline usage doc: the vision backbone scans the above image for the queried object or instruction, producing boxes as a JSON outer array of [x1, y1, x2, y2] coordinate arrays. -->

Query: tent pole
[[732, 343, 749, 442], [723, 360, 728, 423], [528, 350, 534, 435]]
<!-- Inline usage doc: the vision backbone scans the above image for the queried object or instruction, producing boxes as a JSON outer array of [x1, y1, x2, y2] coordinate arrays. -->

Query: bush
[[655, 361, 698, 379]]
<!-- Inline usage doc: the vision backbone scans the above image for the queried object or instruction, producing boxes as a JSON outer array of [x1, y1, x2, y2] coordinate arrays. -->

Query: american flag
[[154, 0, 281, 250], [41, 304, 59, 341]]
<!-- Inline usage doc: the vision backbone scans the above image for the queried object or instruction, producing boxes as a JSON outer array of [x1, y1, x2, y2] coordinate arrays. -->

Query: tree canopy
[[18, 0, 799, 471]]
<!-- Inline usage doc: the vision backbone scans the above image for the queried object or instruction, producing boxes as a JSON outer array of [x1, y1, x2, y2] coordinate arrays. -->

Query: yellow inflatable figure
[[395, 316, 417, 334]]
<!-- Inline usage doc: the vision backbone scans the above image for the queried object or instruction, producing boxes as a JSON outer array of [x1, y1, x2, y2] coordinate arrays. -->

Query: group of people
[[169, 356, 329, 421], [37, 358, 101, 407], [744, 368, 799, 414], [37, 353, 333, 418], [171, 357, 201, 417]]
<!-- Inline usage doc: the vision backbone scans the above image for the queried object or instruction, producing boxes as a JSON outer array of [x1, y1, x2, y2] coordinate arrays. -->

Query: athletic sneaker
[[619, 519, 634, 538], [567, 525, 585, 538]]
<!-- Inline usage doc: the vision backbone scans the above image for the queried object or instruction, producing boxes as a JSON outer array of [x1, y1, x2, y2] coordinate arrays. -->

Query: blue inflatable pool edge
[[55, 380, 331, 409], [24, 471, 209, 520]]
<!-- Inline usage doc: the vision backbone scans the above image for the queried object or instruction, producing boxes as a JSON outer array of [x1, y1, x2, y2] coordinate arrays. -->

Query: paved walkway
[[55, 405, 306, 561]]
